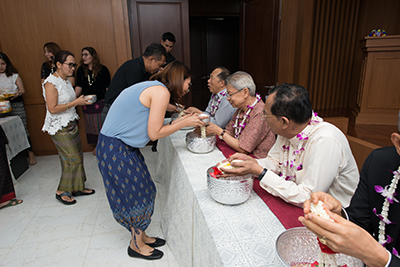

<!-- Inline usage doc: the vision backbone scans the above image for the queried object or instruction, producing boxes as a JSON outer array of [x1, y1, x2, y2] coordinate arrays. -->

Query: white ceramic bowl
[[275, 227, 364, 267]]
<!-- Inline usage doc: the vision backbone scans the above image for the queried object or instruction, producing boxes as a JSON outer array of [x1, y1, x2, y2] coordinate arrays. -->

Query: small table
[[0, 116, 30, 178], [155, 130, 286, 266]]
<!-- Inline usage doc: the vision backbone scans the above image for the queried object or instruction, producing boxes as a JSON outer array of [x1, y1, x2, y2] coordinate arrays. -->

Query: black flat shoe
[[127, 246, 163, 260], [72, 188, 95, 196], [55, 192, 76, 205], [146, 237, 166, 248]]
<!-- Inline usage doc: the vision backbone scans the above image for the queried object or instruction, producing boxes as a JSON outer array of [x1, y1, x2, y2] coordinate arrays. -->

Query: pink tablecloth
[[216, 138, 303, 229]]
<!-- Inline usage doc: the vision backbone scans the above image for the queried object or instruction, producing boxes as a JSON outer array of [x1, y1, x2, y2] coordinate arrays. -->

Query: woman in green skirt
[[42, 50, 95, 205]]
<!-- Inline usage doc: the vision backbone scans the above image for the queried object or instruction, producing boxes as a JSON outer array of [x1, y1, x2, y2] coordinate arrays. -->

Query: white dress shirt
[[204, 88, 237, 128], [257, 115, 359, 207]]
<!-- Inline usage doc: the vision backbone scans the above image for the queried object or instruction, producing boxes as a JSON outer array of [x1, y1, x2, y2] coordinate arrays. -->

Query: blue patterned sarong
[[96, 133, 156, 232]]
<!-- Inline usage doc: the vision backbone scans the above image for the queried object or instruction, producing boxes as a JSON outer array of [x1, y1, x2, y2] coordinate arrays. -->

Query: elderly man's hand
[[205, 123, 222, 136], [218, 153, 263, 177], [298, 210, 389, 267], [303, 191, 343, 216]]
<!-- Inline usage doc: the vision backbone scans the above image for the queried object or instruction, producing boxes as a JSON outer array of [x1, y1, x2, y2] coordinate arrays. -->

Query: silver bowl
[[84, 94, 97, 103], [275, 227, 364, 267], [186, 131, 216, 154], [198, 113, 210, 124], [207, 166, 253, 205]]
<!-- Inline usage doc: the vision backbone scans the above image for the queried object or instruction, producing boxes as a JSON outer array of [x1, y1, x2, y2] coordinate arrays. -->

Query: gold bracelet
[[66, 103, 69, 110]]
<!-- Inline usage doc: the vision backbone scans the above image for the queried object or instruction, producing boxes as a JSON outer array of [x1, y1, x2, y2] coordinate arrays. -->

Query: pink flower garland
[[278, 112, 320, 182], [210, 91, 227, 116], [232, 94, 261, 139]]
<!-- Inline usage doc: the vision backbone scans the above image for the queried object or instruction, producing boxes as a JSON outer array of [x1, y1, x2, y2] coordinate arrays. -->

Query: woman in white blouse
[[42, 50, 94, 205]]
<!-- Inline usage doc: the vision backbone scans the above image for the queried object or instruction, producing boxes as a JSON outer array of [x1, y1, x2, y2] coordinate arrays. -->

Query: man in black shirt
[[101, 43, 166, 123], [161, 32, 176, 66]]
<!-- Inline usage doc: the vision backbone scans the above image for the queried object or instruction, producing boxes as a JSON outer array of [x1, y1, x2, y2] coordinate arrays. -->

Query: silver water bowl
[[186, 131, 216, 154], [207, 166, 253, 205], [275, 227, 364, 267]]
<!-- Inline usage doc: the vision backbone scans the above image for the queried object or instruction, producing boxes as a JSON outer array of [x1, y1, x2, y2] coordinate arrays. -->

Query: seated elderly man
[[299, 112, 400, 266], [185, 67, 236, 128], [221, 83, 359, 207], [205, 71, 275, 158]]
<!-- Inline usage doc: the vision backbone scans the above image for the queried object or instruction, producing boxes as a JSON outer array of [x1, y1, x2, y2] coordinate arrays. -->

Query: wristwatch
[[257, 168, 268, 181], [219, 130, 226, 140]]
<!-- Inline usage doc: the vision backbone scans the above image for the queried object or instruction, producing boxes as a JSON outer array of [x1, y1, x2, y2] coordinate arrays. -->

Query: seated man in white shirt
[[220, 83, 359, 207], [185, 67, 236, 128]]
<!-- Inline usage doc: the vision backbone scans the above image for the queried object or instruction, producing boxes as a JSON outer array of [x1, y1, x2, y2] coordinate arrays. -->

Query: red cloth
[[216, 138, 303, 229]]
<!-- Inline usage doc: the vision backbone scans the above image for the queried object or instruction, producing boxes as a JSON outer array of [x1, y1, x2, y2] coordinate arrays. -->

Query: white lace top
[[0, 73, 18, 94], [42, 74, 79, 135]]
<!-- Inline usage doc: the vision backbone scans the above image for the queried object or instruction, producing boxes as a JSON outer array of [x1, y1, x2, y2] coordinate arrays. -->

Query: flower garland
[[279, 112, 321, 181], [210, 90, 227, 116], [373, 166, 400, 257], [232, 94, 261, 139]]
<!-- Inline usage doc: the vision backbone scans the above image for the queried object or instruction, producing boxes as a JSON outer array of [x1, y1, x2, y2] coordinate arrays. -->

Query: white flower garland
[[232, 94, 261, 139], [210, 90, 226, 116], [374, 166, 400, 257]]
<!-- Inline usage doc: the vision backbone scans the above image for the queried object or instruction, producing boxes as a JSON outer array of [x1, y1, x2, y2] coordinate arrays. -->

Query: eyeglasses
[[261, 109, 275, 118], [227, 87, 245, 98], [63, 62, 77, 69]]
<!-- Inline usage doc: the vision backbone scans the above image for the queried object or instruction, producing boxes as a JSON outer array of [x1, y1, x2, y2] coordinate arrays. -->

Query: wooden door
[[128, 0, 191, 105], [189, 17, 240, 110], [240, 0, 281, 99]]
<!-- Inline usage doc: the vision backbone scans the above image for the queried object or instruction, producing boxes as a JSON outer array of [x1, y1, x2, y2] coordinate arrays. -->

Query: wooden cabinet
[[355, 36, 400, 125]]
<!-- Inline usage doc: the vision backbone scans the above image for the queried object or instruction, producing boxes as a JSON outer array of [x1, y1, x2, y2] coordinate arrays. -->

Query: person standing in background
[[41, 42, 61, 84], [0, 52, 37, 166], [101, 43, 166, 123], [161, 32, 176, 66], [41, 42, 75, 86], [75, 47, 110, 154]]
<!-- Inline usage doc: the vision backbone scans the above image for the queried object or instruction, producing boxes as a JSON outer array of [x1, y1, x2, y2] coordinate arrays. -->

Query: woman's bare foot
[[142, 232, 156, 244], [28, 151, 37, 166], [129, 240, 154, 256]]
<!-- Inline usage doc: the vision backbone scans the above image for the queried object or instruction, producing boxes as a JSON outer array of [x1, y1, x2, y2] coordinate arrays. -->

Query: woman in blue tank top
[[96, 61, 205, 260]]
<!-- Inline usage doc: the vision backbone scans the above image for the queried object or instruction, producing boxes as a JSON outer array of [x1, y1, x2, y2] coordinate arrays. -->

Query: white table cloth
[[154, 129, 286, 267], [0, 116, 29, 161]]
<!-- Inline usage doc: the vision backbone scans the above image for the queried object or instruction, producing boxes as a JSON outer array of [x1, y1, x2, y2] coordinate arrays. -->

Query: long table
[[155, 129, 286, 267], [0, 116, 30, 178]]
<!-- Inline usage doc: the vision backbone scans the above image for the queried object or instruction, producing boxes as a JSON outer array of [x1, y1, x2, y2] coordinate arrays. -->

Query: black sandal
[[72, 188, 95, 196], [55, 192, 76, 205]]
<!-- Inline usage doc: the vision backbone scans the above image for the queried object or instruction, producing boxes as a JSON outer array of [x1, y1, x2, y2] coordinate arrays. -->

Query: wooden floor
[[349, 124, 398, 147]]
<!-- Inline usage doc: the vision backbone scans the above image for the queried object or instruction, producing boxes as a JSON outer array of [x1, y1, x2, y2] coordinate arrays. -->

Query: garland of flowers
[[210, 91, 226, 116], [87, 72, 94, 86], [373, 166, 400, 257], [232, 94, 261, 139], [279, 112, 321, 182]]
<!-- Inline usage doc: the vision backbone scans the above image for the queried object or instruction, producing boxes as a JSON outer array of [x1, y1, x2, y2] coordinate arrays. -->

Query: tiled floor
[[0, 146, 180, 267]]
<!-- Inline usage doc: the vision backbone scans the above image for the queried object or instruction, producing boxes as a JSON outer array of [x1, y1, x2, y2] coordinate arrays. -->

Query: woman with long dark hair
[[97, 61, 204, 260], [75, 47, 110, 152], [42, 50, 95, 205], [0, 52, 37, 165], [41, 42, 61, 84]]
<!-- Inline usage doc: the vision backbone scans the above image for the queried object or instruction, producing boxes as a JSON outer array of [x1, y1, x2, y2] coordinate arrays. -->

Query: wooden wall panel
[[0, 0, 131, 155], [128, 0, 190, 65]]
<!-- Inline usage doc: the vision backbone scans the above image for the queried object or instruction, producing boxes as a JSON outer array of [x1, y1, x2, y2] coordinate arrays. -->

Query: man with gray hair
[[205, 71, 275, 158], [220, 83, 359, 207], [185, 67, 236, 128]]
